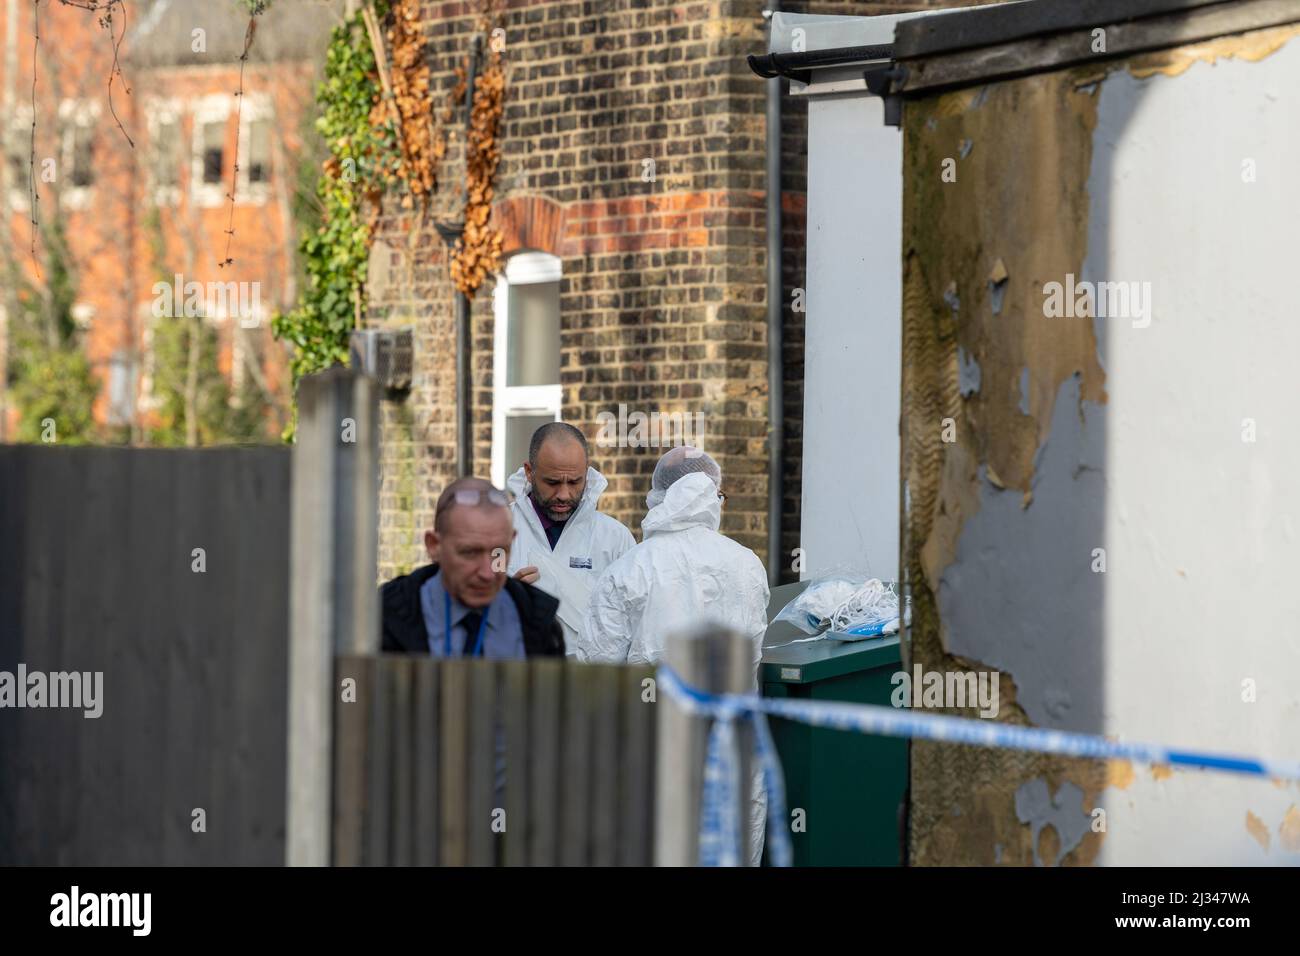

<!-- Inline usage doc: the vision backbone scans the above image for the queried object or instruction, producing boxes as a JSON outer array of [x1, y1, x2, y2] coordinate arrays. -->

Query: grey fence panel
[[388, 658, 414, 867], [332, 655, 371, 867], [0, 445, 291, 865], [438, 659, 471, 866], [466, 662, 499, 867], [364, 655, 394, 867], [526, 659, 562, 867], [618, 667, 657, 866], [501, 661, 530, 867], [590, 667, 620, 866], [411, 658, 439, 866], [329, 655, 655, 867], [559, 665, 595, 865]]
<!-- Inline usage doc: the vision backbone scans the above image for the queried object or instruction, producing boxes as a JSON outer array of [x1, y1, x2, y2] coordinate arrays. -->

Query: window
[[58, 99, 100, 209], [236, 96, 273, 204], [201, 121, 224, 184], [248, 118, 271, 184], [156, 117, 180, 187], [69, 124, 93, 187], [5, 121, 28, 209], [143, 99, 182, 205], [491, 251, 563, 488], [190, 96, 230, 207], [152, 114, 181, 198]]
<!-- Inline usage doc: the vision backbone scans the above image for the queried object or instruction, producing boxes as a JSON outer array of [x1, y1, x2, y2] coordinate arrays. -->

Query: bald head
[[427, 477, 514, 609], [528, 421, 589, 466], [524, 422, 590, 522], [434, 477, 510, 533]]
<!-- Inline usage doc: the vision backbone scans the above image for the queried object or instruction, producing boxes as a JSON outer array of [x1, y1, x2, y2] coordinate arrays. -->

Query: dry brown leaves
[[450, 19, 505, 299], [377, 0, 437, 205]]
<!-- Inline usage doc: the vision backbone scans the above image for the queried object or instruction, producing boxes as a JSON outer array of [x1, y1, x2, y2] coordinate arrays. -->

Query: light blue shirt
[[419, 571, 525, 660]]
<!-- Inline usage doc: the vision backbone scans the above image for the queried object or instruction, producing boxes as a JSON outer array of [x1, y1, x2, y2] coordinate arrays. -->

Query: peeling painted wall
[[901, 23, 1300, 865]]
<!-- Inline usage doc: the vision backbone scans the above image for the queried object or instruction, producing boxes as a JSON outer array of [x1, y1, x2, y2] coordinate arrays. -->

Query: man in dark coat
[[380, 476, 565, 658]]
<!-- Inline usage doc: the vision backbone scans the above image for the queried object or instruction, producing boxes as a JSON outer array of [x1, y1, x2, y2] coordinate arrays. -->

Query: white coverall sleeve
[[610, 521, 636, 561], [574, 563, 637, 663]]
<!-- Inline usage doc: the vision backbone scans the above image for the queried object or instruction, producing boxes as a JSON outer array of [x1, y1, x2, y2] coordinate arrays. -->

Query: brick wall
[[369, 0, 989, 581]]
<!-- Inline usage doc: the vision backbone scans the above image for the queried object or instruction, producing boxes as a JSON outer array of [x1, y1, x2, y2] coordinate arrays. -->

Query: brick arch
[[492, 195, 565, 257]]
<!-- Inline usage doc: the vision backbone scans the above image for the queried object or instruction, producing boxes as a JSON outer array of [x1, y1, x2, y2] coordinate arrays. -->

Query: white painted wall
[[801, 92, 901, 581], [1087, 41, 1300, 864]]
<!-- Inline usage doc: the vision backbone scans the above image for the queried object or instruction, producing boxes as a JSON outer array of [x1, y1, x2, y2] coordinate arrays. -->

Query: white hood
[[576, 466, 766, 865], [506, 464, 609, 519], [503, 463, 637, 656], [641, 472, 721, 538]]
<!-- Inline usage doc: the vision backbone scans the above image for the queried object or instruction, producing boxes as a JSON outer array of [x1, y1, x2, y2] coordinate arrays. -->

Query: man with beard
[[505, 422, 635, 652]]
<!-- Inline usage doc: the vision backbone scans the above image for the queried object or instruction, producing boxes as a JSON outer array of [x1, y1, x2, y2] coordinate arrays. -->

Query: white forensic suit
[[505, 465, 636, 654], [576, 471, 771, 864]]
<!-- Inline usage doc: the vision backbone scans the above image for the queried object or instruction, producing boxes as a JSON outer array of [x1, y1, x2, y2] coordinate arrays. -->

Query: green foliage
[[8, 338, 99, 445], [271, 7, 399, 426], [5, 218, 99, 444], [145, 315, 269, 447]]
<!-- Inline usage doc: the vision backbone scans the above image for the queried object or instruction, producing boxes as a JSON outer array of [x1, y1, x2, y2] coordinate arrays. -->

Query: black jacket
[[379, 563, 565, 658]]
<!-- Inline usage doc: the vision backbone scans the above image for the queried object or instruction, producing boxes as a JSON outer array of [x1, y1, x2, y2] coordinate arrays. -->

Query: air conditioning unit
[[349, 327, 413, 391]]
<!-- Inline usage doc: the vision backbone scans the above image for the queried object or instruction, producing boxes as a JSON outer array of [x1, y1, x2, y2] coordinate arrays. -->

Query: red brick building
[[0, 0, 338, 442]]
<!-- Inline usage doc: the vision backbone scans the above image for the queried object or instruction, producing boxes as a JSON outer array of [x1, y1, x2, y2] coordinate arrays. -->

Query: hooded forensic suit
[[575, 470, 771, 864], [505, 465, 636, 653]]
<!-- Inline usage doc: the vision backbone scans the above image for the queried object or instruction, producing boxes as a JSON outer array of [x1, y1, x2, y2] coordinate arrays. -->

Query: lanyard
[[443, 592, 490, 658]]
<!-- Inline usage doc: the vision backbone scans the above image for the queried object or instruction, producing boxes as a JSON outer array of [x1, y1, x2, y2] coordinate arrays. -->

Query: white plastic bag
[[774, 576, 901, 639]]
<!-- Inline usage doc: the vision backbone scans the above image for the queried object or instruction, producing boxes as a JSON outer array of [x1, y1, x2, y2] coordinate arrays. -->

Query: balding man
[[380, 477, 565, 658], [505, 422, 635, 653]]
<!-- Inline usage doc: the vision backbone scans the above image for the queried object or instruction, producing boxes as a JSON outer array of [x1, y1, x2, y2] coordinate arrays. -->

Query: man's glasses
[[448, 488, 509, 508]]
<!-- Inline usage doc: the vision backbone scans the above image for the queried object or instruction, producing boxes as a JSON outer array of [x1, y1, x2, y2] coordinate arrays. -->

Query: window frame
[[58, 99, 101, 211], [491, 251, 563, 488], [145, 98, 183, 206], [190, 95, 229, 208], [235, 93, 273, 204], [6, 105, 33, 212]]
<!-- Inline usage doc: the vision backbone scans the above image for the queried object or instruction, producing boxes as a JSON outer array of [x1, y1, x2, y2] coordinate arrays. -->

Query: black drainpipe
[[456, 36, 481, 476], [764, 5, 784, 587]]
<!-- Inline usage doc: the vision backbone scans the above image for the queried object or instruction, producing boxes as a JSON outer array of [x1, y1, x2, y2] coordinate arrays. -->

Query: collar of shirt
[[419, 570, 498, 648]]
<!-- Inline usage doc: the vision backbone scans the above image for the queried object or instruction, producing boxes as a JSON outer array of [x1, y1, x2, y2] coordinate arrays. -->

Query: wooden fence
[[0, 445, 291, 865], [332, 656, 657, 866]]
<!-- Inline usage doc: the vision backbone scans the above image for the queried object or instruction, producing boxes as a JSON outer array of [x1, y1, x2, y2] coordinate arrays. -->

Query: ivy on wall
[[271, 3, 401, 398], [270, 0, 507, 435]]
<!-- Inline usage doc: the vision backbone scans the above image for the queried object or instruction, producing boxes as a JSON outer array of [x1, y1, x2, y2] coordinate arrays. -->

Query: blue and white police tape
[[656, 664, 1300, 867]]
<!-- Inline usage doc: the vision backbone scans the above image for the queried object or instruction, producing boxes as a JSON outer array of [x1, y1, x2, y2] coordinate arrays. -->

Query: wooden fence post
[[653, 625, 755, 866], [286, 367, 380, 866]]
